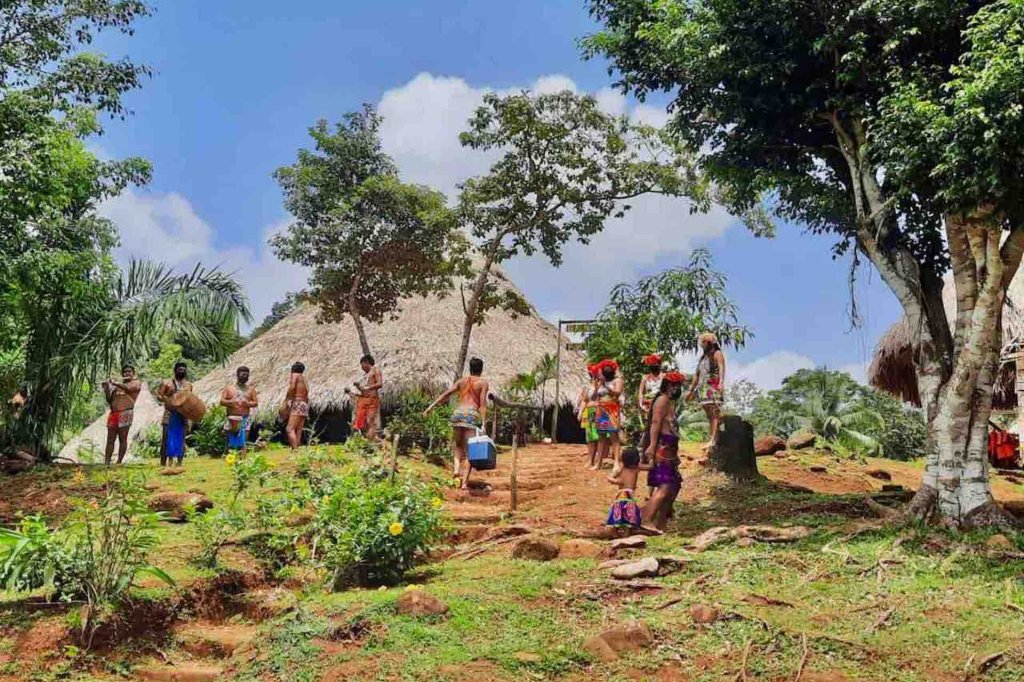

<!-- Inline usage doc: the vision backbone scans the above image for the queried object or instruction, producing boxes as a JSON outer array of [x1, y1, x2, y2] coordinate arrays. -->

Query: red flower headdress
[[597, 359, 619, 374], [642, 353, 662, 367], [663, 371, 686, 384]]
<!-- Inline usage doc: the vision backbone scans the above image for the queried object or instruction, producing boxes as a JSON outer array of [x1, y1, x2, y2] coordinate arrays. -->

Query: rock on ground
[[611, 557, 660, 580], [689, 604, 720, 624], [395, 591, 449, 617], [148, 491, 213, 521], [511, 536, 560, 561], [986, 534, 1015, 550], [787, 431, 817, 450], [754, 435, 786, 457], [583, 620, 653, 661], [559, 539, 605, 559], [610, 535, 647, 552]]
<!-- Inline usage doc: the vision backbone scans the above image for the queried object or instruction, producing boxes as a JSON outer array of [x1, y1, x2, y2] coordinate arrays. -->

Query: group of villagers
[[576, 333, 726, 532], [99, 354, 385, 466]]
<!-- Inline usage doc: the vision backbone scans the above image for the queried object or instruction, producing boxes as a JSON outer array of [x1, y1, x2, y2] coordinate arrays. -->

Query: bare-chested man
[[424, 357, 489, 490], [284, 362, 309, 452], [351, 354, 382, 440], [220, 366, 258, 454], [155, 361, 193, 467], [102, 364, 142, 465]]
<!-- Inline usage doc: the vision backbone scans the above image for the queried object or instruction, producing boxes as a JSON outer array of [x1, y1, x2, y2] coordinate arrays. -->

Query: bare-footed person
[[643, 371, 687, 531], [424, 357, 489, 490]]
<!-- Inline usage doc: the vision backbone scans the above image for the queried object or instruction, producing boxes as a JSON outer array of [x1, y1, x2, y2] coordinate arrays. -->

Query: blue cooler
[[467, 431, 497, 471]]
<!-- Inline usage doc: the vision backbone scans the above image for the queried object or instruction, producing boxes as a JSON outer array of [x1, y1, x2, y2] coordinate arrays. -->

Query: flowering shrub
[[313, 464, 446, 588], [190, 451, 277, 569], [0, 474, 173, 647]]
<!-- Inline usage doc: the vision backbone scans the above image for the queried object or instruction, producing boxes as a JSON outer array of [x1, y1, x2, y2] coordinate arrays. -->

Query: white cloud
[[99, 189, 308, 329], [98, 72, 732, 336], [377, 72, 736, 315], [729, 351, 816, 391]]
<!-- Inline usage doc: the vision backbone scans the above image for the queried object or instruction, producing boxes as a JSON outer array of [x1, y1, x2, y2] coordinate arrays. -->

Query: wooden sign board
[[564, 322, 594, 334]]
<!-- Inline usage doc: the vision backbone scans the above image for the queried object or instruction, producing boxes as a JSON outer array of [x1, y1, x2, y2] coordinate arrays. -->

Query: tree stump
[[708, 415, 759, 482]]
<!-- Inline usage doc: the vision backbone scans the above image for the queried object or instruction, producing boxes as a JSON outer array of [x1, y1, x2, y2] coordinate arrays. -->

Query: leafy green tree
[[15, 261, 250, 453], [586, 249, 749, 392], [452, 89, 697, 380], [250, 293, 303, 339], [749, 368, 926, 459], [724, 379, 762, 418], [272, 108, 466, 356], [795, 372, 884, 457], [584, 0, 1021, 526]]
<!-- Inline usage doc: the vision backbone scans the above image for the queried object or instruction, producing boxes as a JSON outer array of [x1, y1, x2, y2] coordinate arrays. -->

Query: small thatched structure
[[78, 267, 589, 448], [869, 275, 1024, 409]]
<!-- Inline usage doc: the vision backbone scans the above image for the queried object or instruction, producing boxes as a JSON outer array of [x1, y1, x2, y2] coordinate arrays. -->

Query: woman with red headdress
[[637, 354, 663, 419], [593, 359, 624, 476], [643, 370, 687, 530], [578, 364, 602, 469]]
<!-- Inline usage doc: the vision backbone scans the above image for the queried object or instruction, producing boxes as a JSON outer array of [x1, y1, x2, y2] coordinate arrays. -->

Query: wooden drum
[[169, 391, 207, 422]]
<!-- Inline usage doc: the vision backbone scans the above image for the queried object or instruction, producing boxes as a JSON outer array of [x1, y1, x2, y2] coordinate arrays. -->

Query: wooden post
[[551, 319, 562, 444], [390, 432, 400, 482], [510, 433, 519, 513], [492, 404, 499, 441]]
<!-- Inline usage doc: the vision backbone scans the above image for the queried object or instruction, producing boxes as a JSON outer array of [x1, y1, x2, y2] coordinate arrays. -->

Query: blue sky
[[95, 0, 901, 389]]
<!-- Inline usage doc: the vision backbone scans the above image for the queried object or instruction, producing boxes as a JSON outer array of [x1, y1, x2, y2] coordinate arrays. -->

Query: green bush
[[189, 405, 227, 456], [386, 390, 451, 458], [312, 462, 446, 588], [134, 424, 163, 459], [0, 474, 173, 647], [857, 390, 926, 460]]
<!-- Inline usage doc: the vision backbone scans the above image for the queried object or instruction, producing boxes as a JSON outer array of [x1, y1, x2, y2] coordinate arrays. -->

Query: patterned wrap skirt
[[606, 489, 642, 528]]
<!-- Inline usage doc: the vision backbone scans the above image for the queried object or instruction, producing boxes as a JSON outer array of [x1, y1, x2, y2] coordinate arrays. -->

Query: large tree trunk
[[909, 218, 1024, 528], [831, 113, 1024, 527], [453, 253, 496, 382], [347, 276, 371, 357]]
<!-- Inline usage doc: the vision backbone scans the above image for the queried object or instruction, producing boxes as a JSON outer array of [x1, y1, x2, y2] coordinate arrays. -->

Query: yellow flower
[[431, 497, 443, 509], [71, 470, 87, 485], [388, 521, 404, 536], [321, 495, 331, 506], [289, 504, 300, 515], [225, 454, 237, 467]]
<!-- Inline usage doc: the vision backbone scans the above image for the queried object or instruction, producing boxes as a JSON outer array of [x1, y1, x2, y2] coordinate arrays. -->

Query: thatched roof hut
[[190, 267, 588, 413], [61, 266, 590, 455], [869, 275, 1024, 409]]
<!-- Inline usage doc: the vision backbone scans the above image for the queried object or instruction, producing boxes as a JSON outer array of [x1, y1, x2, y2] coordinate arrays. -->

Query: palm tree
[[17, 260, 250, 455], [796, 372, 884, 456], [532, 353, 558, 434]]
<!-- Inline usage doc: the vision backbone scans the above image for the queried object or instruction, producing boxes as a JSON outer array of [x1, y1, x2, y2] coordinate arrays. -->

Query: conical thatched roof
[[73, 267, 590, 450], [869, 274, 1024, 408]]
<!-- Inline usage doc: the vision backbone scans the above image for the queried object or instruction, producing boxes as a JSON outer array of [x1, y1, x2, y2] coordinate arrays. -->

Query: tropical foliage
[[313, 461, 446, 588], [272, 107, 467, 356], [0, 473, 173, 647], [749, 369, 926, 460], [451, 89, 698, 379], [586, 249, 748, 392]]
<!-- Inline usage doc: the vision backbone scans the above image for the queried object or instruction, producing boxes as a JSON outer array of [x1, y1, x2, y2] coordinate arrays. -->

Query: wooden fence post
[[390, 432, 400, 482], [510, 433, 519, 512]]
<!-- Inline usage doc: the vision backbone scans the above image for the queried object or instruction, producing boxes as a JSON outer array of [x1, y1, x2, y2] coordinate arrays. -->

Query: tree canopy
[[451, 89, 699, 378], [272, 107, 466, 356]]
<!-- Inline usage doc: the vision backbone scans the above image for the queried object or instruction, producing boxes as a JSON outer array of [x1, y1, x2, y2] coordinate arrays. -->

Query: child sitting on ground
[[606, 447, 652, 532]]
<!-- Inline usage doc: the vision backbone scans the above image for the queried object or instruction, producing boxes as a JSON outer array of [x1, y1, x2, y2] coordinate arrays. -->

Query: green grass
[[4, 447, 1024, 680]]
